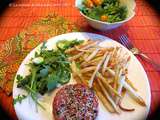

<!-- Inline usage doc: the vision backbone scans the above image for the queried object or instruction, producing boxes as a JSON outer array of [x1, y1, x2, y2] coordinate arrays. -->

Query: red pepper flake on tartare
[[53, 84, 99, 120]]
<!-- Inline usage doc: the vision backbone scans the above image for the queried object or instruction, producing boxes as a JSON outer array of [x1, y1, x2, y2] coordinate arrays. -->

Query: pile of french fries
[[66, 40, 146, 114]]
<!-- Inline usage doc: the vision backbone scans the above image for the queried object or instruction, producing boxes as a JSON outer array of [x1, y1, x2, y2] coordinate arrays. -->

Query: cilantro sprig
[[13, 94, 27, 105], [15, 39, 83, 109]]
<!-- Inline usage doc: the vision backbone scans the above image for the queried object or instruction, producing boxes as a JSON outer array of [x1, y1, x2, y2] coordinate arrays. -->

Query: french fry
[[118, 100, 135, 112], [88, 57, 102, 64], [102, 54, 111, 75], [116, 75, 125, 104], [68, 52, 84, 61], [89, 51, 108, 88], [80, 40, 100, 50], [106, 77, 114, 84], [95, 52, 104, 58], [114, 67, 122, 90], [83, 73, 93, 77], [94, 87, 115, 113], [83, 62, 99, 68], [71, 61, 84, 81], [82, 52, 90, 60], [118, 88, 135, 112], [81, 56, 102, 67], [96, 76, 120, 114], [75, 46, 90, 52], [80, 66, 96, 73], [85, 48, 100, 62], [97, 48, 109, 54], [65, 47, 76, 54], [110, 47, 117, 58], [96, 72, 121, 98], [96, 74, 114, 82], [73, 73, 82, 83], [113, 67, 119, 90], [121, 88, 127, 97], [75, 46, 95, 53], [126, 78, 138, 91], [116, 47, 123, 59], [104, 67, 115, 77], [121, 56, 130, 70], [123, 81, 146, 106]]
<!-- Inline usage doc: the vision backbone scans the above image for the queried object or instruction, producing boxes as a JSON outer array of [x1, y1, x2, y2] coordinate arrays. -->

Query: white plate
[[13, 32, 151, 120]]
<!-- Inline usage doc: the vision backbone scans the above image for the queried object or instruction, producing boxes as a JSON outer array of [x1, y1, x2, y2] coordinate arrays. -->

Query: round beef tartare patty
[[53, 84, 98, 120]]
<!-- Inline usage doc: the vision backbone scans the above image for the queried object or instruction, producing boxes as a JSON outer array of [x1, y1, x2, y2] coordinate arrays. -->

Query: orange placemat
[[0, 13, 79, 95]]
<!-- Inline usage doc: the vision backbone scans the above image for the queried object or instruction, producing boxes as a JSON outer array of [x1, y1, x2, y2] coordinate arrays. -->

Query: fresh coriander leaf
[[17, 75, 31, 88], [16, 75, 23, 82], [58, 69, 71, 84], [13, 94, 27, 105], [39, 68, 49, 77], [47, 73, 58, 91], [34, 51, 39, 57], [56, 39, 84, 51], [40, 41, 47, 52], [32, 57, 44, 65]]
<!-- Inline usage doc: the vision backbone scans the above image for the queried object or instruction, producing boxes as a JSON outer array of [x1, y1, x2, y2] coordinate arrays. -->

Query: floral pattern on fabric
[[0, 13, 79, 95]]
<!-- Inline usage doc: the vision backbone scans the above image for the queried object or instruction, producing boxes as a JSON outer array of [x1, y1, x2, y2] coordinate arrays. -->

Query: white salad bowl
[[75, 0, 136, 31]]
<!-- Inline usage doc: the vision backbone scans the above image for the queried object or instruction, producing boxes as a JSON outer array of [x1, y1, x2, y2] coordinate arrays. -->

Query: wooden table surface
[[0, 0, 160, 120]]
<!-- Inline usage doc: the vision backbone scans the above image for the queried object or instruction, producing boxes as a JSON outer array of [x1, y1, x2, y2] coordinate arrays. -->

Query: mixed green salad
[[14, 40, 83, 108], [81, 0, 127, 23]]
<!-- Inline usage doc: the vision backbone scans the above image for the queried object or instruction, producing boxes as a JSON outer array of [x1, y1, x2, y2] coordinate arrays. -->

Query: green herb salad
[[81, 0, 127, 23], [14, 40, 83, 107]]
